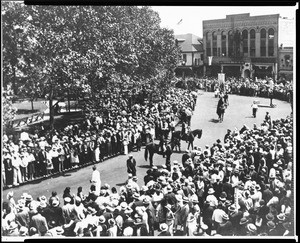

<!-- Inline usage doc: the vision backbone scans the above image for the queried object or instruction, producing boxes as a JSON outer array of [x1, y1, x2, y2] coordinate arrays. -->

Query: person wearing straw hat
[[246, 223, 257, 236], [97, 216, 108, 236], [206, 188, 218, 208], [90, 165, 101, 196], [216, 213, 233, 236], [158, 223, 171, 236]]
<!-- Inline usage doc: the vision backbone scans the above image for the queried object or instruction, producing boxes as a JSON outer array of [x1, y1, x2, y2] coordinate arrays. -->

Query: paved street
[[3, 91, 292, 205]]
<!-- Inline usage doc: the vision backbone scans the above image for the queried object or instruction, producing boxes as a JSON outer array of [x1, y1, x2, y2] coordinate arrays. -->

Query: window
[[250, 29, 255, 57], [206, 32, 212, 56], [260, 29, 266, 57], [200, 54, 204, 60], [221, 31, 226, 56], [268, 28, 274, 56], [212, 31, 217, 56], [228, 30, 233, 57], [182, 54, 187, 65], [242, 30, 248, 55]]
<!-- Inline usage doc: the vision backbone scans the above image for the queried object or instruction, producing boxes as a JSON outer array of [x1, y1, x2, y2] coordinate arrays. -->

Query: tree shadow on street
[[116, 182, 126, 186], [138, 165, 152, 169], [209, 118, 220, 123]]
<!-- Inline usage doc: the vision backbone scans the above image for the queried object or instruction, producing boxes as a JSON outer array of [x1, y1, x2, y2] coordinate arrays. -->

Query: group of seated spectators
[[2, 87, 197, 188], [2, 113, 293, 237], [199, 77, 293, 103]]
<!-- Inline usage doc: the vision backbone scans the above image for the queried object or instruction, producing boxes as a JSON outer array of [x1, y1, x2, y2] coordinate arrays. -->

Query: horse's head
[[197, 129, 203, 139]]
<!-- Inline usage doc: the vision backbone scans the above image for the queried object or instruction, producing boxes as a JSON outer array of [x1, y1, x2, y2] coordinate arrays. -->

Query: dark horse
[[171, 129, 203, 150], [144, 143, 165, 167]]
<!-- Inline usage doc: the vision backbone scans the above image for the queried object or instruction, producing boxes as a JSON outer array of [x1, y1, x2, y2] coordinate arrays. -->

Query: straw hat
[[99, 215, 106, 224], [247, 223, 257, 233], [267, 221, 276, 229], [239, 217, 249, 225], [207, 188, 215, 194], [159, 223, 168, 232]]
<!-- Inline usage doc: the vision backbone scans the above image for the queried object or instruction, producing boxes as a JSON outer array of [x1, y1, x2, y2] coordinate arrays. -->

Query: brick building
[[203, 13, 279, 79]]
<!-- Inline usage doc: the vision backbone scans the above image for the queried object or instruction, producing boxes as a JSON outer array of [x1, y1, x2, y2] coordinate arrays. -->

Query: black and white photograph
[[1, 2, 297, 240]]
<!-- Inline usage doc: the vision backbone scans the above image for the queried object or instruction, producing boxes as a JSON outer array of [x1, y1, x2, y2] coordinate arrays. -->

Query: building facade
[[278, 46, 293, 81], [175, 33, 204, 78], [203, 13, 279, 79]]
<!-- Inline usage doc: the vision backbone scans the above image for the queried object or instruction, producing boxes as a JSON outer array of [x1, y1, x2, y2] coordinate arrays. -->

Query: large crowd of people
[[2, 87, 197, 188], [198, 77, 293, 103], [2, 111, 293, 237]]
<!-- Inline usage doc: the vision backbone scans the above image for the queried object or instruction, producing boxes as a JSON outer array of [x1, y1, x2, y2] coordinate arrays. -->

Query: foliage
[[2, 4, 180, 126], [2, 84, 17, 127]]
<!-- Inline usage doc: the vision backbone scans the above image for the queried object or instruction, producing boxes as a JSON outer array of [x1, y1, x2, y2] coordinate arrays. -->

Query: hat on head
[[120, 202, 128, 210], [277, 213, 286, 221], [207, 188, 215, 194], [267, 221, 276, 229], [132, 193, 140, 200], [126, 184, 133, 189], [159, 223, 168, 232], [99, 215, 106, 224], [266, 213, 274, 221], [247, 223, 257, 233], [240, 217, 249, 225]]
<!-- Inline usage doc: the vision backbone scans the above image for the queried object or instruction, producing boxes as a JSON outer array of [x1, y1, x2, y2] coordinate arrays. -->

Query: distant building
[[278, 46, 293, 81], [203, 13, 280, 79], [175, 33, 204, 78]]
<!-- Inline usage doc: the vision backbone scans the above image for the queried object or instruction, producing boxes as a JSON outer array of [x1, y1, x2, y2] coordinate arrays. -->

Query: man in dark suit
[[127, 154, 136, 177], [38, 147, 48, 177]]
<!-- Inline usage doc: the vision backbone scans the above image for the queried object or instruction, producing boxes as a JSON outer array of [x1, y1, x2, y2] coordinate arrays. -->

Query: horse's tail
[[144, 145, 148, 161]]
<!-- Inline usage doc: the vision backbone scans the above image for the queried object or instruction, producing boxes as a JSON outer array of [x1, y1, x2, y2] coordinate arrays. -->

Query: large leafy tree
[[2, 4, 180, 131]]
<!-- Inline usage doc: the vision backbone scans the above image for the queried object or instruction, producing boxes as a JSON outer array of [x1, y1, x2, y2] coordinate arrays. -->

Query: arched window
[[206, 32, 211, 56], [221, 31, 226, 56], [250, 29, 255, 57], [268, 28, 275, 56], [212, 31, 217, 56], [228, 30, 233, 57], [260, 29, 266, 56], [242, 30, 248, 56]]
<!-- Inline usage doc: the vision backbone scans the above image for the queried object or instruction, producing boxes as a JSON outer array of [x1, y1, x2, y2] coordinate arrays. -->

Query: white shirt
[[91, 170, 101, 183]]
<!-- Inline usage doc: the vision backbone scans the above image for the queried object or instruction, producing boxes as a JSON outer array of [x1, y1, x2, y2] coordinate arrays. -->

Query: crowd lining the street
[[2, 87, 196, 188], [2, 111, 293, 237], [198, 77, 293, 103]]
